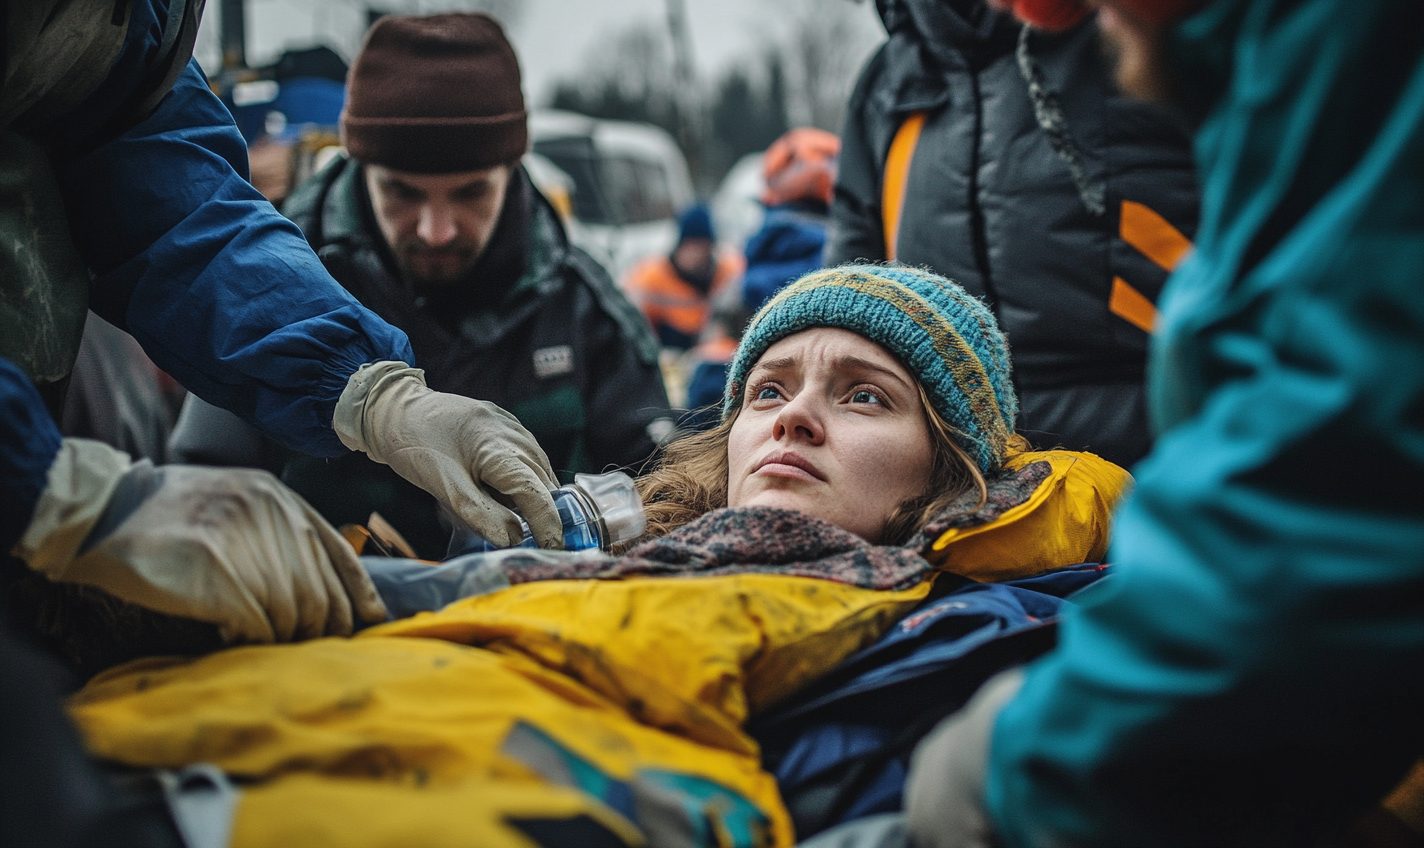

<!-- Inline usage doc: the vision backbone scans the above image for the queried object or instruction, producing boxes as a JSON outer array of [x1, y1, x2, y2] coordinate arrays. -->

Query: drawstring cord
[[1015, 24, 1107, 216]]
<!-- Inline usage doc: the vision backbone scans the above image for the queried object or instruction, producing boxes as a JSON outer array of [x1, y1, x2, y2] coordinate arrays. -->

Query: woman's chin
[[734, 490, 862, 535], [735, 490, 820, 519]]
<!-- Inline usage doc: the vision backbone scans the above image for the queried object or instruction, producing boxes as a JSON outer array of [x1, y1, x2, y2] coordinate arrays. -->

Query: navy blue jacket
[[1, 360, 63, 552], [751, 565, 1109, 839], [741, 204, 829, 313]]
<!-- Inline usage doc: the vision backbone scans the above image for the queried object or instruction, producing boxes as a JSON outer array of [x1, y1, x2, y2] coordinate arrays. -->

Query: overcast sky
[[197, 0, 885, 106]]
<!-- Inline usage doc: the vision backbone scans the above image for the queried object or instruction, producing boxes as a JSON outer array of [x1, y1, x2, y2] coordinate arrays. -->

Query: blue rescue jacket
[[986, 3, 1424, 845], [46, 0, 411, 452], [752, 565, 1108, 839], [2, 0, 413, 542]]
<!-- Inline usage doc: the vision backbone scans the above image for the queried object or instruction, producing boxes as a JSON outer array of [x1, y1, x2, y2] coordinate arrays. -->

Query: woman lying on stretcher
[[63, 265, 1131, 848]]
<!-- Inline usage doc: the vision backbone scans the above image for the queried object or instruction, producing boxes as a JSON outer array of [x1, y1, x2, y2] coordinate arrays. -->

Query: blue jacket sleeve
[[50, 2, 411, 456], [0, 359, 62, 553], [984, 2, 1424, 845]]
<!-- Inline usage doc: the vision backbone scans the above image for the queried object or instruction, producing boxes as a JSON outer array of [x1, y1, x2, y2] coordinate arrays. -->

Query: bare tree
[[775, 0, 883, 132], [549, 24, 683, 130]]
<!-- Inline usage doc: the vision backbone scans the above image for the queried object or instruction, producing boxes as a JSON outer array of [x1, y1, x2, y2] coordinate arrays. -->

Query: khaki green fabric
[[1, 0, 127, 130]]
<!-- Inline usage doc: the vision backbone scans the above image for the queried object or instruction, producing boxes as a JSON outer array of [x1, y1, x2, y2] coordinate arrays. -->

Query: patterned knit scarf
[[489, 459, 1055, 592]]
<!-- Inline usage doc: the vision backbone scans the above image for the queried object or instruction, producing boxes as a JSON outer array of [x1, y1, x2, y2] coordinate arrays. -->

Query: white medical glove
[[333, 361, 563, 549], [904, 668, 1024, 848], [12, 439, 388, 644]]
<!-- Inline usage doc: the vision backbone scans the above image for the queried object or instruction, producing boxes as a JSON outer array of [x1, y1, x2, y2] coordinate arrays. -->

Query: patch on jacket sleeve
[[533, 345, 574, 378]]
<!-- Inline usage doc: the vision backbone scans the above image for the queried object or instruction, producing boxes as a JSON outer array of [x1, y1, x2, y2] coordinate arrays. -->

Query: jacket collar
[[878, 0, 1019, 64], [871, 0, 1023, 116]]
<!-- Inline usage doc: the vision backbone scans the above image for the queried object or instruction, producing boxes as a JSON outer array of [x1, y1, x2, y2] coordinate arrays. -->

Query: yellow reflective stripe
[[882, 111, 927, 262], [1110, 276, 1158, 333], [1120, 199, 1192, 271]]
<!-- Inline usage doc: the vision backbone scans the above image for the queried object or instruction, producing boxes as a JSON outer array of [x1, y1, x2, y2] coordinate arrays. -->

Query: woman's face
[[726, 327, 934, 543]]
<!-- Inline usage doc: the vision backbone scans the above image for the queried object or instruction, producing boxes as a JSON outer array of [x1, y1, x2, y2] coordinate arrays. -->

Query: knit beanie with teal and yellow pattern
[[723, 264, 1017, 473]]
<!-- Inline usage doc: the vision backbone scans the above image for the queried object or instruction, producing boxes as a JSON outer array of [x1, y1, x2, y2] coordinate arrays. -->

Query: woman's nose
[[772, 394, 826, 444]]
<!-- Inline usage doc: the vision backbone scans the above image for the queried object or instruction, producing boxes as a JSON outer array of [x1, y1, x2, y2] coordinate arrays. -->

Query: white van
[[528, 109, 696, 284]]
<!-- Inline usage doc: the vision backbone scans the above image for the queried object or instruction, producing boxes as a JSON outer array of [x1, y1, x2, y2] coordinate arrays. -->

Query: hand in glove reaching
[[334, 362, 563, 549], [14, 439, 388, 643]]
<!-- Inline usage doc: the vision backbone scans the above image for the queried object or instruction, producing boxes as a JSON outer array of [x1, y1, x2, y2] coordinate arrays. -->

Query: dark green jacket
[[171, 156, 670, 557]]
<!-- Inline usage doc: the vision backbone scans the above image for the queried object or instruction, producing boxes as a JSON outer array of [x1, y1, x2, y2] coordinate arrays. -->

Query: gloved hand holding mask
[[12, 439, 388, 644], [334, 361, 563, 549]]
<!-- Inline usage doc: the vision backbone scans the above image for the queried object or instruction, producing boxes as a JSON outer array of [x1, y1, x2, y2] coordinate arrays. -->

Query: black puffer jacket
[[827, 0, 1199, 467]]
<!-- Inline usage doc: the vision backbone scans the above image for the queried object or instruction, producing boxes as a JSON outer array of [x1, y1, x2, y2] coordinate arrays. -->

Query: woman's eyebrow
[[748, 356, 796, 378], [835, 355, 913, 389]]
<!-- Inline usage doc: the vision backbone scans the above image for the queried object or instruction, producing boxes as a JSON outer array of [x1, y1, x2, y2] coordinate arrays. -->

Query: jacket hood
[[876, 0, 1020, 69]]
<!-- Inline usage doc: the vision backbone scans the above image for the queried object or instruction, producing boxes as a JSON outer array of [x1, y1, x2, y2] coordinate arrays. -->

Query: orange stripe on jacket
[[1111, 201, 1194, 333], [1121, 200, 1192, 272], [882, 112, 927, 262]]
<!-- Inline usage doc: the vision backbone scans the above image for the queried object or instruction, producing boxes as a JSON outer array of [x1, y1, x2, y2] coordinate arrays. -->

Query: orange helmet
[[761, 127, 841, 207]]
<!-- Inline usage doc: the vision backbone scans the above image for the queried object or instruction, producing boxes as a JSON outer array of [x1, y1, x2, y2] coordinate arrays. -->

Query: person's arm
[[40, 1, 559, 549], [55, 61, 411, 457], [824, 46, 890, 267], [985, 353, 1424, 845], [980, 5, 1424, 842]]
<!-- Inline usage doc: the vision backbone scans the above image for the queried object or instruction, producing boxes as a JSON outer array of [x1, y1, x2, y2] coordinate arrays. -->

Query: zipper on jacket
[[965, 70, 998, 311]]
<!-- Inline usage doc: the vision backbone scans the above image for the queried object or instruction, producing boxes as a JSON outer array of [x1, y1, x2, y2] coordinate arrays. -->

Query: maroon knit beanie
[[341, 13, 527, 173]]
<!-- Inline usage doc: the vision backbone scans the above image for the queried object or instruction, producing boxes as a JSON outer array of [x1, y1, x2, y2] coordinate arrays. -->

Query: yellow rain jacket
[[68, 450, 1129, 848]]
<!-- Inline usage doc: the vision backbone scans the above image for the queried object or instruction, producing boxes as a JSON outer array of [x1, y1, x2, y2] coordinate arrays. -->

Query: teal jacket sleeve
[[48, 0, 412, 456], [984, 2, 1424, 845]]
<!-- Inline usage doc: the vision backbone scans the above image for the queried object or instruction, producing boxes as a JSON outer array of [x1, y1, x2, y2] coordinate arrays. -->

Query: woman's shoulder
[[916, 448, 1133, 582]]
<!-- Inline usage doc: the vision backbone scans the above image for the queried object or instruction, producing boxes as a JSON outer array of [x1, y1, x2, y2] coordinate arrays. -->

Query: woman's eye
[[851, 389, 883, 405], [755, 386, 783, 401]]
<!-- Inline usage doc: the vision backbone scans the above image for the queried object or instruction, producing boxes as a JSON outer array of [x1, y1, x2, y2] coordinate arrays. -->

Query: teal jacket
[[987, 2, 1424, 845]]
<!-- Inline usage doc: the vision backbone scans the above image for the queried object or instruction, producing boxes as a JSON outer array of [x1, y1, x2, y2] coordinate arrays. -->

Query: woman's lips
[[754, 451, 824, 482]]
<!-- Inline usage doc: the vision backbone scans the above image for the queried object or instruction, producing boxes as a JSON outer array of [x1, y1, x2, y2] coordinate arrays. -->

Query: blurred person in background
[[677, 282, 752, 432], [892, 1, 1424, 847], [680, 128, 841, 431], [826, 0, 1199, 468], [170, 13, 672, 559], [624, 203, 745, 352], [741, 127, 839, 313]]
